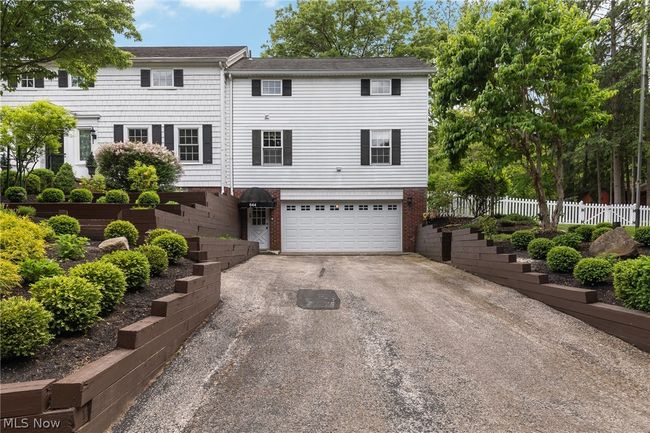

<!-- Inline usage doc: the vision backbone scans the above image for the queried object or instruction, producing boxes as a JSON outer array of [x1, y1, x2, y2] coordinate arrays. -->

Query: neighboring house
[[2, 47, 432, 253]]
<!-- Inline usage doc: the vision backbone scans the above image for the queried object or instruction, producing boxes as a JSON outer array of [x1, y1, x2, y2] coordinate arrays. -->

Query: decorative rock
[[99, 236, 130, 252], [589, 227, 638, 258]]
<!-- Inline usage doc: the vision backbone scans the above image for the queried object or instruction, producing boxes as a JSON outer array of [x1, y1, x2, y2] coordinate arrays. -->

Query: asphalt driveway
[[112, 255, 650, 433]]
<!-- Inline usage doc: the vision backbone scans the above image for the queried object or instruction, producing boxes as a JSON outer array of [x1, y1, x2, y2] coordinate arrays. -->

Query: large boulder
[[589, 227, 638, 258], [99, 236, 129, 252]]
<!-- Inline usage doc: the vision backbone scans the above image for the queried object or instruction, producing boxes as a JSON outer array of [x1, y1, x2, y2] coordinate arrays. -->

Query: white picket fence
[[435, 195, 650, 226]]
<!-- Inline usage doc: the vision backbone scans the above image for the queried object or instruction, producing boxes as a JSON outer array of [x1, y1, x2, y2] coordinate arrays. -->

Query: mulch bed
[[1, 241, 195, 384]]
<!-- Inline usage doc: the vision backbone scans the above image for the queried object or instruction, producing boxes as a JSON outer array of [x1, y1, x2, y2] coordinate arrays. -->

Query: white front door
[[248, 208, 270, 250]]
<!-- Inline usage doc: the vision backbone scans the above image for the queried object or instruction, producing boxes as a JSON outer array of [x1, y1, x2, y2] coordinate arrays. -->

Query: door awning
[[239, 187, 275, 209]]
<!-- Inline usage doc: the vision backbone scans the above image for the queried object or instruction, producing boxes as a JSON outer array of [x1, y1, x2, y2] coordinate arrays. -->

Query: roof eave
[[229, 68, 434, 77], [131, 56, 231, 64]]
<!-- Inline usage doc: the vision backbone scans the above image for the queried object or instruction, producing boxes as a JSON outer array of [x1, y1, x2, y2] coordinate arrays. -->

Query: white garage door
[[281, 202, 402, 252]]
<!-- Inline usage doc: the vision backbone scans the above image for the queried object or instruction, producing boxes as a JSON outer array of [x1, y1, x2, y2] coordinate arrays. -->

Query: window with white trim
[[262, 131, 282, 165], [315, 205, 325, 211], [300, 205, 310, 211], [359, 205, 369, 211], [179, 128, 199, 162], [344, 204, 354, 211], [70, 75, 83, 87], [152, 69, 173, 87], [261, 80, 282, 95], [373, 204, 383, 211], [371, 130, 391, 164], [387, 204, 398, 211], [330, 205, 339, 211], [370, 79, 391, 95], [128, 128, 149, 143], [79, 129, 92, 161], [20, 75, 35, 88], [286, 205, 296, 211]]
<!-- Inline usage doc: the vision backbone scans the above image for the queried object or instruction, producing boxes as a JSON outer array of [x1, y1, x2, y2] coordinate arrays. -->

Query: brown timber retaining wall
[[415, 225, 451, 261], [186, 238, 259, 270]]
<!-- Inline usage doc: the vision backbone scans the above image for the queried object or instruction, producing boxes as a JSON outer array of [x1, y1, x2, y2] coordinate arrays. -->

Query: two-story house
[[2, 47, 432, 253]]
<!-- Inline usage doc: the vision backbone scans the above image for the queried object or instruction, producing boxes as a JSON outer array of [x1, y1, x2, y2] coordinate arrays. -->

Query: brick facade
[[402, 187, 427, 252]]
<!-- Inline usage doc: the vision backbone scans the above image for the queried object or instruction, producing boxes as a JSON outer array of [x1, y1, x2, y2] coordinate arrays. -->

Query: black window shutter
[[164, 125, 174, 151], [202, 125, 212, 164], [361, 130, 370, 165], [282, 130, 292, 165], [282, 79, 292, 96], [58, 70, 68, 88], [252, 80, 261, 96], [174, 69, 184, 87], [8, 75, 18, 89], [391, 79, 401, 96], [114, 125, 124, 142], [141, 69, 151, 87], [152, 125, 162, 144], [361, 79, 370, 96], [252, 130, 261, 165], [391, 129, 401, 165], [35, 77, 44, 88]]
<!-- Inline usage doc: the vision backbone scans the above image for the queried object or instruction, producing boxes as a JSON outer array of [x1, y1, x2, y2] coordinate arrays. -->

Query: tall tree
[[0, 0, 140, 91], [432, 0, 614, 230]]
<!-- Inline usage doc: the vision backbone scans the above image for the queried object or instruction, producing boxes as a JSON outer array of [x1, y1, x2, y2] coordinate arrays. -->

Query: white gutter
[[219, 62, 225, 194], [229, 72, 234, 194]]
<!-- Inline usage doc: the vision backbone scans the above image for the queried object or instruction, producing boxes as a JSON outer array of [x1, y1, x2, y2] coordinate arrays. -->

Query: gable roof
[[121, 46, 247, 61], [228, 57, 433, 76]]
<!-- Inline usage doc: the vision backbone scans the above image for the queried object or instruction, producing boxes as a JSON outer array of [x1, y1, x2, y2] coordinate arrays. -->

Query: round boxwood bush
[[136, 191, 160, 208], [16, 206, 36, 217], [633, 227, 650, 246], [591, 227, 612, 242], [0, 297, 53, 358], [573, 258, 613, 286], [69, 261, 127, 314], [5, 186, 27, 203], [101, 250, 150, 291], [546, 246, 582, 273], [574, 225, 595, 242], [25, 174, 41, 195], [552, 233, 582, 249], [105, 189, 129, 204], [104, 220, 139, 246], [0, 259, 21, 296], [144, 228, 175, 244], [19, 258, 63, 285], [613, 256, 650, 312], [527, 238, 554, 260], [47, 215, 80, 236], [31, 168, 55, 189], [30, 276, 102, 335], [135, 244, 168, 276], [596, 222, 614, 229], [69, 188, 93, 203], [511, 230, 536, 250], [151, 233, 188, 264], [37, 187, 65, 203]]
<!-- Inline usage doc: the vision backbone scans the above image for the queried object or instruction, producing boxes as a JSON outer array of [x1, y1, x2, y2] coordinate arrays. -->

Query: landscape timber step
[[0, 379, 54, 418]]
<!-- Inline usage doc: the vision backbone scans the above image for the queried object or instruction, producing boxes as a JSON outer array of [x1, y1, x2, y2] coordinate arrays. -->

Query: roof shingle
[[229, 57, 433, 75], [120, 46, 247, 59]]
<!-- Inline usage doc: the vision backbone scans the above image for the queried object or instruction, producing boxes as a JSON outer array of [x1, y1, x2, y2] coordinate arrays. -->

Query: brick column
[[402, 187, 427, 252]]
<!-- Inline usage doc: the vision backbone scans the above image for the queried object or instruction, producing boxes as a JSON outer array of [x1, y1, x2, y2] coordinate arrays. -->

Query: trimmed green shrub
[[38, 221, 56, 242], [30, 276, 102, 335], [101, 250, 150, 291], [19, 259, 63, 285], [573, 258, 613, 286], [567, 225, 580, 233], [37, 187, 65, 203], [31, 168, 55, 189], [633, 227, 650, 246], [16, 206, 36, 217], [598, 253, 621, 266], [145, 228, 175, 244], [164, 200, 179, 205], [136, 191, 160, 208], [0, 170, 17, 193], [128, 161, 159, 192], [546, 246, 582, 273], [0, 259, 21, 296], [96, 196, 107, 204], [5, 186, 27, 203], [0, 297, 53, 358], [104, 220, 139, 246], [79, 174, 106, 193], [574, 225, 595, 242], [53, 163, 76, 194], [69, 261, 127, 314], [596, 222, 614, 229], [105, 189, 129, 204], [151, 233, 188, 264], [511, 230, 536, 250], [613, 256, 650, 312], [25, 173, 41, 194], [55, 234, 88, 260], [0, 212, 47, 263], [47, 215, 80, 235], [69, 188, 93, 203], [135, 244, 168, 276], [527, 237, 554, 260], [552, 233, 582, 249], [591, 227, 612, 241]]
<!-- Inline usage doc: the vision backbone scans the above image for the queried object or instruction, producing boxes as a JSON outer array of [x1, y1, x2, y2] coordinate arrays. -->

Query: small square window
[[370, 79, 391, 95], [179, 128, 199, 162], [373, 204, 383, 211], [300, 205, 310, 211], [263, 131, 282, 165], [359, 205, 369, 211], [286, 205, 296, 211], [261, 80, 282, 95], [20, 75, 35, 88], [128, 128, 149, 143], [344, 204, 354, 211], [330, 205, 339, 211], [388, 204, 398, 211], [152, 70, 173, 87], [315, 205, 325, 211]]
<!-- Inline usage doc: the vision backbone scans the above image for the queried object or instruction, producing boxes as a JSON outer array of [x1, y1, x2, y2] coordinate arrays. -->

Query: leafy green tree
[[0, 0, 140, 91], [0, 101, 76, 187], [455, 162, 509, 217], [432, 0, 614, 230]]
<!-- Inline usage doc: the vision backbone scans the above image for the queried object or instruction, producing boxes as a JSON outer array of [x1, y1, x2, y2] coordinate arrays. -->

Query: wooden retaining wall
[[186, 237, 259, 270], [0, 262, 222, 433], [415, 225, 452, 262]]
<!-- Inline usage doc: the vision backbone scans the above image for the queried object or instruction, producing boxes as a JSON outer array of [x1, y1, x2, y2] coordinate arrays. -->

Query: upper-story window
[[128, 128, 149, 143], [262, 131, 282, 165], [179, 128, 200, 162], [371, 130, 391, 164], [70, 75, 83, 87], [370, 79, 391, 95], [152, 69, 173, 87], [261, 80, 282, 96], [20, 75, 35, 88]]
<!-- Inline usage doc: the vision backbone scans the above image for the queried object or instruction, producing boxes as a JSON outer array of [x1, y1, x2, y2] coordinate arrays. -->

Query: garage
[[281, 201, 402, 252]]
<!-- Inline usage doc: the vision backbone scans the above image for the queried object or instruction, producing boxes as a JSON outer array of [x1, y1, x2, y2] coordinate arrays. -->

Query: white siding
[[232, 76, 429, 189], [1, 65, 223, 186]]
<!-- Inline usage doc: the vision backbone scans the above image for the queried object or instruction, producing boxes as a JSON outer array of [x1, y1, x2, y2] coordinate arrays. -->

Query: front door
[[248, 208, 270, 250]]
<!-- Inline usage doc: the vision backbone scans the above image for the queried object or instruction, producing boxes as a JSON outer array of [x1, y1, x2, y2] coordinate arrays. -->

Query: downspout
[[219, 62, 226, 194], [229, 72, 234, 195]]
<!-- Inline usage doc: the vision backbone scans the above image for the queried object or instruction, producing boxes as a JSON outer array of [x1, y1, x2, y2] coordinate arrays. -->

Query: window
[[329, 205, 339, 211], [152, 69, 173, 87], [70, 76, 83, 87], [373, 204, 383, 211], [262, 131, 282, 165], [286, 205, 296, 211], [251, 208, 266, 225], [179, 128, 199, 162], [128, 128, 149, 143], [300, 205, 310, 211], [79, 129, 92, 161], [344, 204, 354, 211], [315, 205, 325, 211], [261, 80, 282, 96], [371, 130, 391, 164], [359, 205, 369, 211], [370, 79, 391, 95], [20, 75, 35, 88], [388, 204, 398, 211]]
